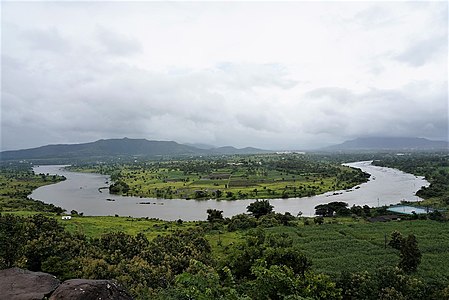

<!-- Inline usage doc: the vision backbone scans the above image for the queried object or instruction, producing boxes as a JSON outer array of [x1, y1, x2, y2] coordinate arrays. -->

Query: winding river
[[31, 161, 429, 221]]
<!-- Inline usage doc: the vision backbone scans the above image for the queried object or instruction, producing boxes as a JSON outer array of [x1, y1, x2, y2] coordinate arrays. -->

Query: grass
[[60, 215, 200, 239]]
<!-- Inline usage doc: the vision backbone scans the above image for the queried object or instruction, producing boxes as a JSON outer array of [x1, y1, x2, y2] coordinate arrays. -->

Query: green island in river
[[67, 153, 370, 200]]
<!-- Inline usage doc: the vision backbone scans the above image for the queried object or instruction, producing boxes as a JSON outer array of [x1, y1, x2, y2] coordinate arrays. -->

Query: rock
[[49, 279, 133, 300], [0, 267, 60, 300]]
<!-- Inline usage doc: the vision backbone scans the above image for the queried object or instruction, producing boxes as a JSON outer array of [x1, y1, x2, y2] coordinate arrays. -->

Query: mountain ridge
[[0, 138, 270, 161]]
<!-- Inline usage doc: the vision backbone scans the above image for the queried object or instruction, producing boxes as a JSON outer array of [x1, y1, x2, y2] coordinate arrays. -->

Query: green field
[[0, 164, 65, 212], [68, 154, 369, 200]]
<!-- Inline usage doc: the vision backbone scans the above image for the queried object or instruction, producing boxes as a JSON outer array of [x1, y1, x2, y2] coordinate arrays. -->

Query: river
[[30, 161, 429, 221]]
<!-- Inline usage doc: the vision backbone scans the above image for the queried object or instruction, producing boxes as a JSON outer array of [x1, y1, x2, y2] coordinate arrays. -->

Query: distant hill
[[324, 137, 449, 151], [210, 146, 270, 155], [0, 138, 270, 161], [184, 143, 216, 150]]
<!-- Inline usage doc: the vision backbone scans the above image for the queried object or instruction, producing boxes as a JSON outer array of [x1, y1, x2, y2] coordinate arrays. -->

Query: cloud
[[96, 26, 142, 56], [302, 82, 448, 142], [1, 1, 447, 151], [395, 36, 447, 67], [21, 27, 69, 52]]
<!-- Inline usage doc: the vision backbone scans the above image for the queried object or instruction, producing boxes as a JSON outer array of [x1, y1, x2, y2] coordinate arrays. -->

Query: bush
[[227, 214, 257, 231]]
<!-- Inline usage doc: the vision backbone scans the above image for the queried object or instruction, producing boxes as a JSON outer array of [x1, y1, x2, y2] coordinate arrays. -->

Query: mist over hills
[[0, 138, 271, 161], [323, 137, 448, 151]]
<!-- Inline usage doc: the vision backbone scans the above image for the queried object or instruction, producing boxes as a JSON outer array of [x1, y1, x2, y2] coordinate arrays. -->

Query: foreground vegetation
[[68, 153, 370, 200], [1, 210, 448, 299]]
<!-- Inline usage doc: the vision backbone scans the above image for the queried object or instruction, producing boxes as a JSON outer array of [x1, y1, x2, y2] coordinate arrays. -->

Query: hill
[[0, 138, 269, 161], [324, 137, 448, 151]]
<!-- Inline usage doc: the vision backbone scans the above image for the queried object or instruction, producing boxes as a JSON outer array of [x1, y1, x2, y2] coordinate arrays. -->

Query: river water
[[31, 161, 429, 221]]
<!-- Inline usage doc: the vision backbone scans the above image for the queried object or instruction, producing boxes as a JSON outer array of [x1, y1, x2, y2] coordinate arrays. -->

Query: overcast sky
[[1, 1, 448, 151]]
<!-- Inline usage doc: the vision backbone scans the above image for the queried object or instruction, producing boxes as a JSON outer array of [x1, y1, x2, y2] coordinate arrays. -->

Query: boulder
[[49, 279, 133, 300], [0, 267, 60, 300]]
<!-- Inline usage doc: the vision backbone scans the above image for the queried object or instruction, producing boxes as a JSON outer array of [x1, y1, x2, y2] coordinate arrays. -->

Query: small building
[[61, 216, 72, 220]]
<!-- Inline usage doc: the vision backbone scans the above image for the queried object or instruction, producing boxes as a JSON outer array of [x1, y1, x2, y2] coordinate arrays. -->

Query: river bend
[[31, 161, 429, 221]]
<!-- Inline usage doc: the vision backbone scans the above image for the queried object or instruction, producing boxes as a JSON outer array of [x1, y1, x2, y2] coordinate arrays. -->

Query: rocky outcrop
[[0, 268, 133, 300], [0, 267, 60, 300], [49, 279, 133, 300]]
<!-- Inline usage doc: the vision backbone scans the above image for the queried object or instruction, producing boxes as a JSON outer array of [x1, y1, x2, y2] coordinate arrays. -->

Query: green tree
[[0, 214, 25, 268], [263, 246, 312, 277], [158, 260, 241, 300], [227, 214, 258, 231], [249, 264, 298, 300], [207, 209, 224, 222], [388, 230, 403, 250], [399, 234, 421, 273], [247, 200, 274, 218], [338, 271, 376, 300]]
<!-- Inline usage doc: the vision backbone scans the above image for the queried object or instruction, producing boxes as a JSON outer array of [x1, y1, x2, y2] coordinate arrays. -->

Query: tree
[[0, 214, 25, 268], [263, 246, 312, 278], [388, 231, 403, 250], [109, 180, 130, 194], [399, 234, 421, 273], [315, 202, 349, 217], [227, 214, 258, 231], [207, 209, 224, 222], [249, 264, 297, 300], [247, 200, 274, 218]]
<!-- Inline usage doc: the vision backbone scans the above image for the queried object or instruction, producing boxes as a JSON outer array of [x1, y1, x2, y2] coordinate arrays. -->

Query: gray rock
[[49, 279, 133, 300], [0, 267, 60, 300]]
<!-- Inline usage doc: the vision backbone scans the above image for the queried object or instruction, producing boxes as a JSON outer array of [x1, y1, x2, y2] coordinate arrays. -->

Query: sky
[[1, 1, 448, 151]]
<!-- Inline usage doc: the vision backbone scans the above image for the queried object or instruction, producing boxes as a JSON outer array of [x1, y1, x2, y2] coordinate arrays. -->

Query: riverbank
[[31, 161, 429, 220]]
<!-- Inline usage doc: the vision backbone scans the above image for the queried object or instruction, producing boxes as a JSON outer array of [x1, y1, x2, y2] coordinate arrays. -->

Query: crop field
[[208, 219, 449, 285]]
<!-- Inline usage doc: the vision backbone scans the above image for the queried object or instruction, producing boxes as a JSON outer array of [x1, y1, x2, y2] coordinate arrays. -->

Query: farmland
[[68, 154, 370, 200]]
